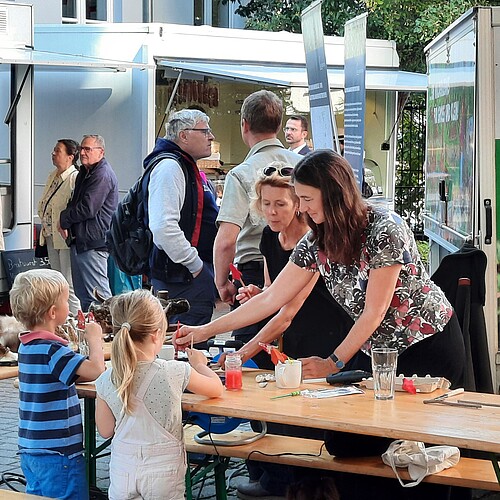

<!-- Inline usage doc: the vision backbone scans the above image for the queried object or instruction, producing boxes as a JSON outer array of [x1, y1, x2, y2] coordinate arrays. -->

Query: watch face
[[336, 360, 345, 369]]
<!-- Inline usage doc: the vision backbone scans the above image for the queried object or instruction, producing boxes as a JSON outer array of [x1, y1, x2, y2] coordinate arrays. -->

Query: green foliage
[[225, 0, 500, 72]]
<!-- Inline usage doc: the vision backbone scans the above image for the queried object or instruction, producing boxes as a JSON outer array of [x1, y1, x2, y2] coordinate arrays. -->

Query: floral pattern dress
[[290, 207, 453, 355]]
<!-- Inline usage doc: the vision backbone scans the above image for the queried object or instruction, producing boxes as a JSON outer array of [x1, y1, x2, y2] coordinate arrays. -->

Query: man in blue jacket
[[59, 134, 118, 311]]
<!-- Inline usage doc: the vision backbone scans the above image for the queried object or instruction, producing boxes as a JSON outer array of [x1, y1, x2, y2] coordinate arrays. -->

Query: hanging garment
[[431, 242, 493, 393]]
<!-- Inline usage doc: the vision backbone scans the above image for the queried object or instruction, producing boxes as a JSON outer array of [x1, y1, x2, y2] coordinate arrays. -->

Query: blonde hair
[[110, 290, 168, 414], [10, 269, 69, 329], [251, 161, 302, 221]]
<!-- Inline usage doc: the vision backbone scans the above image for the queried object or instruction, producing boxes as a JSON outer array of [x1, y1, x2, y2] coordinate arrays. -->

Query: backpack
[[106, 152, 176, 276]]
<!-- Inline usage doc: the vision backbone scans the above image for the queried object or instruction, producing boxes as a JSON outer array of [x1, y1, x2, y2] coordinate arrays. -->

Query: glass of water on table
[[371, 347, 398, 400]]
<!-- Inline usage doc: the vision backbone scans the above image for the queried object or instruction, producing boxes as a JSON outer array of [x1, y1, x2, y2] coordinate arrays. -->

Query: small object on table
[[224, 352, 242, 390], [326, 370, 371, 385], [271, 391, 301, 400], [229, 263, 246, 287], [423, 389, 480, 408], [402, 378, 417, 394]]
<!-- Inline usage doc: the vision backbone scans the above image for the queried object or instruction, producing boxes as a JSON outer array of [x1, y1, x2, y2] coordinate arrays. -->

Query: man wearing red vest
[[146, 109, 218, 328]]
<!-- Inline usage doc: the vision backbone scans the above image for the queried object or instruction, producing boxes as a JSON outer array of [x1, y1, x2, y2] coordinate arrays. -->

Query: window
[[62, 0, 111, 23]]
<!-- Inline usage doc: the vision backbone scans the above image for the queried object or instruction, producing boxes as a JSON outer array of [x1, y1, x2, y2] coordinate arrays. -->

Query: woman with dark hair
[[221, 160, 352, 367], [177, 150, 465, 499], [38, 139, 81, 314], [177, 149, 465, 386]]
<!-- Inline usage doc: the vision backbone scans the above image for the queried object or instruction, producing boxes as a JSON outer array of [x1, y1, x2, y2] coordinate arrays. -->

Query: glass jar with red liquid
[[224, 353, 242, 390]]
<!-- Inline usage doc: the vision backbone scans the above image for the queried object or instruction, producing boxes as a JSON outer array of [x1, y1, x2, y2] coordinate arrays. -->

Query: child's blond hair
[[110, 289, 168, 414], [9, 269, 69, 329]]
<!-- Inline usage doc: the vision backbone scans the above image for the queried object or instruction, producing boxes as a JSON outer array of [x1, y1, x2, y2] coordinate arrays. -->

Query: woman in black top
[[226, 161, 353, 364]]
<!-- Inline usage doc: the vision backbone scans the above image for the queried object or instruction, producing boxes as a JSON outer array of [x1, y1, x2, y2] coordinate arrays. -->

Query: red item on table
[[225, 369, 243, 390], [229, 263, 246, 287], [402, 378, 417, 394]]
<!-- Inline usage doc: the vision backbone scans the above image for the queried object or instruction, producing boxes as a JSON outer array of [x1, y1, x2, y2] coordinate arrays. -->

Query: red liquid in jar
[[225, 369, 242, 390]]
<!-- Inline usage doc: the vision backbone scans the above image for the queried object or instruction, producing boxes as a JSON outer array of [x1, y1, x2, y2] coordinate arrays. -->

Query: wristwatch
[[329, 352, 345, 370]]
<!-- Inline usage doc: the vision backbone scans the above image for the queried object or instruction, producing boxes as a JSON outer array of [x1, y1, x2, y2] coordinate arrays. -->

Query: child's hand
[[186, 348, 208, 369], [235, 284, 262, 304], [84, 321, 103, 344]]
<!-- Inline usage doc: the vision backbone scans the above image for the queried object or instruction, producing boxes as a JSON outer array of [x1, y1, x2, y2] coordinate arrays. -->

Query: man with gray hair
[[145, 109, 218, 329], [59, 134, 118, 311]]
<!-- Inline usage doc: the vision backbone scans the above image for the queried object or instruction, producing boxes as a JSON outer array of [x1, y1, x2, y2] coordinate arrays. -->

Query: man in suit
[[284, 115, 311, 155]]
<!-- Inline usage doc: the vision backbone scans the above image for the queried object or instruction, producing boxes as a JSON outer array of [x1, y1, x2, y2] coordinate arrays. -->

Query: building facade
[[11, 0, 247, 27]]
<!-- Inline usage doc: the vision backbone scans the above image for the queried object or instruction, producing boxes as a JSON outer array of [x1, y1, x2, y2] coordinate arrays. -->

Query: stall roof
[[156, 60, 427, 92], [0, 47, 151, 70]]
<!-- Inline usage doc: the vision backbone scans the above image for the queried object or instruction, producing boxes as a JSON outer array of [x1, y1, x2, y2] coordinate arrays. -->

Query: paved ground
[[1, 300, 500, 499]]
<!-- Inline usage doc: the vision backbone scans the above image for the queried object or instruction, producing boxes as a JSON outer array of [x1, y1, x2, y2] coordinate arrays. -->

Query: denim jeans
[[71, 247, 112, 311], [20, 452, 88, 500]]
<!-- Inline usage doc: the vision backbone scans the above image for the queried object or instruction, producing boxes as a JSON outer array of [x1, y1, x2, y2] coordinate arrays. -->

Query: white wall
[[12, 0, 61, 24]]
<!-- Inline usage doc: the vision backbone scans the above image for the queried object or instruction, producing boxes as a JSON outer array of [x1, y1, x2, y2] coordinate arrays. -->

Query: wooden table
[[182, 371, 500, 454], [77, 369, 500, 490], [0, 365, 19, 380], [0, 342, 112, 382]]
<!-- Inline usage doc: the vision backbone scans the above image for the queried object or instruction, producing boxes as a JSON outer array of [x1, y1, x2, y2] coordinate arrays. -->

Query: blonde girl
[[95, 289, 222, 500]]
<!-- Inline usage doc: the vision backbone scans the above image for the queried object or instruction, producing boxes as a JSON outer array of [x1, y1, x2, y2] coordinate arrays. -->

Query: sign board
[[1, 249, 51, 289], [344, 13, 368, 189], [301, 0, 339, 151]]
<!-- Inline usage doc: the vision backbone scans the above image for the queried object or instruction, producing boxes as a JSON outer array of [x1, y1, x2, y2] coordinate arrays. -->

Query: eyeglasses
[[283, 127, 299, 133], [80, 146, 103, 153], [184, 128, 213, 137], [262, 166, 294, 177]]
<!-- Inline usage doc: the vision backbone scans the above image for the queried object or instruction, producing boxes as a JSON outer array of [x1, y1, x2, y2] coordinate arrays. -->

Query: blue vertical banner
[[301, 0, 339, 151], [344, 13, 367, 189]]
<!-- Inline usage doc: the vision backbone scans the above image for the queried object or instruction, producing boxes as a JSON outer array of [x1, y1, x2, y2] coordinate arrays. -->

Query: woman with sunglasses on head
[[219, 161, 353, 370], [37, 139, 81, 315], [223, 160, 354, 499]]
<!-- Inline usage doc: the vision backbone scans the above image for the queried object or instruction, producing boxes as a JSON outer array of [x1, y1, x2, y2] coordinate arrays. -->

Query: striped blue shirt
[[18, 338, 86, 458]]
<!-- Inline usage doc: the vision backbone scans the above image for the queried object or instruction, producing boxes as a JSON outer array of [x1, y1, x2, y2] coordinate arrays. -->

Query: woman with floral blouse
[[176, 149, 465, 388]]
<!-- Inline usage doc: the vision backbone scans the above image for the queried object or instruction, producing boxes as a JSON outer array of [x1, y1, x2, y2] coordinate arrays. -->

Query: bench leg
[[492, 454, 500, 485], [187, 453, 230, 500]]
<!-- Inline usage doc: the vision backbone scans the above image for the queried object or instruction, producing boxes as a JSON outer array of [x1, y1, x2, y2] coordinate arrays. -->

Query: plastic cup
[[158, 345, 175, 361], [275, 360, 302, 389], [371, 347, 398, 400]]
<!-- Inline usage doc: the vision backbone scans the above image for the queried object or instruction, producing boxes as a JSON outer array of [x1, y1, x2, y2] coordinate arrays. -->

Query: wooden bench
[[184, 425, 500, 499]]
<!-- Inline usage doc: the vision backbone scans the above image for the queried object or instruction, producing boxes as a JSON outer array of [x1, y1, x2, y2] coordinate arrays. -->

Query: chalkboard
[[1, 249, 51, 289]]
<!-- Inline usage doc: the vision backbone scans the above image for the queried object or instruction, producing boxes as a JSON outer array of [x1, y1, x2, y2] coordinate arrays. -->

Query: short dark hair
[[288, 115, 308, 132], [241, 90, 283, 134], [57, 139, 80, 166]]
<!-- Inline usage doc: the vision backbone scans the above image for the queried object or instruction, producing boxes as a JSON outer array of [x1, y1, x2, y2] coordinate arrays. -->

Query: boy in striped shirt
[[10, 269, 105, 500]]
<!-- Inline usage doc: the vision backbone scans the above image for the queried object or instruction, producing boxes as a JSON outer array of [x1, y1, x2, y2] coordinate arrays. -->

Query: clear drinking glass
[[371, 347, 398, 400]]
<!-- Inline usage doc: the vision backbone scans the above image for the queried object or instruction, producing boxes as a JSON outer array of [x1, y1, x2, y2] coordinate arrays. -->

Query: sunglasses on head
[[262, 166, 294, 177]]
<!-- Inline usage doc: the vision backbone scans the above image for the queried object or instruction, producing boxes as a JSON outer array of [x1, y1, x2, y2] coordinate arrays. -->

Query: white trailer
[[424, 7, 500, 391], [0, 3, 147, 298], [32, 22, 426, 203]]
